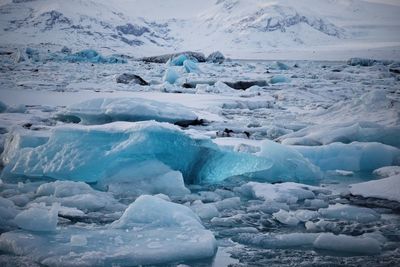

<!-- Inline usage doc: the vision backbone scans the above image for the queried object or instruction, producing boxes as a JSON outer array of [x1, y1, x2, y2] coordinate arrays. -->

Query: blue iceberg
[[2, 122, 274, 184]]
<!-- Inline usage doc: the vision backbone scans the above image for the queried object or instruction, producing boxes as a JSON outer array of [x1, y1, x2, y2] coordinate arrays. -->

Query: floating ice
[[0, 197, 19, 231], [318, 204, 380, 223], [190, 201, 219, 220], [294, 142, 400, 171], [273, 209, 300, 226], [2, 121, 275, 185], [235, 232, 319, 249], [279, 122, 400, 147], [313, 233, 382, 255], [14, 203, 58, 232], [57, 97, 198, 125], [0, 195, 217, 266], [0, 101, 7, 113], [163, 68, 180, 84], [373, 166, 400, 178], [270, 75, 290, 84], [238, 182, 321, 204], [349, 174, 400, 202]]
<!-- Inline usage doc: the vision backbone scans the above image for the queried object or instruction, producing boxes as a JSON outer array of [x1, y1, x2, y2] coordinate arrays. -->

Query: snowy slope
[[0, 0, 399, 59]]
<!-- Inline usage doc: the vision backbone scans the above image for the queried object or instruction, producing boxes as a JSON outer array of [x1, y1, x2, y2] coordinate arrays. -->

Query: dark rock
[[116, 23, 149, 36], [175, 118, 205, 128], [116, 73, 149, 85], [206, 51, 225, 64], [223, 80, 268, 90], [141, 51, 206, 63], [389, 68, 400, 74]]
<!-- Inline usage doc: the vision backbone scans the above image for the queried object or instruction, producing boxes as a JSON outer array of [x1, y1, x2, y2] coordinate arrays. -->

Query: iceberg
[[171, 54, 189, 66], [56, 97, 198, 126], [294, 142, 400, 172], [2, 121, 274, 185], [13, 203, 58, 232], [0, 195, 217, 266], [206, 51, 225, 64], [318, 204, 380, 223]]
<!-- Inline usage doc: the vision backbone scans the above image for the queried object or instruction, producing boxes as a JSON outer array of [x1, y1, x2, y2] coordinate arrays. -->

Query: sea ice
[[313, 233, 382, 255], [349, 174, 400, 202], [13, 203, 58, 232], [0, 195, 217, 266], [318, 203, 380, 223], [57, 97, 198, 125]]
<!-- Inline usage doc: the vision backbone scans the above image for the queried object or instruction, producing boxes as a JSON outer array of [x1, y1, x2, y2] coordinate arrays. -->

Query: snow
[[349, 174, 400, 202], [58, 97, 198, 125]]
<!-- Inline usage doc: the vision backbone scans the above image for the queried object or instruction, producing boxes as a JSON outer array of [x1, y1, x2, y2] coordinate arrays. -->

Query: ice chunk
[[14, 203, 58, 232], [294, 209, 319, 222], [163, 68, 180, 84], [190, 201, 219, 220], [313, 233, 381, 255], [238, 182, 318, 204], [0, 196, 217, 266], [255, 140, 322, 183], [2, 121, 274, 185], [57, 97, 198, 125], [294, 142, 400, 171], [183, 59, 199, 73], [270, 75, 290, 84], [274, 61, 290, 70], [214, 197, 241, 211], [0, 197, 19, 230], [235, 232, 319, 249], [115, 73, 148, 85], [349, 174, 400, 202], [279, 122, 400, 148], [318, 204, 380, 223], [35, 181, 124, 212], [99, 160, 190, 198], [373, 166, 400, 178], [273, 209, 300, 226]]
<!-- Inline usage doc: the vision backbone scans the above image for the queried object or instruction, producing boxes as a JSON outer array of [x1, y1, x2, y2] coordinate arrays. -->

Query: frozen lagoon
[[0, 55, 400, 266]]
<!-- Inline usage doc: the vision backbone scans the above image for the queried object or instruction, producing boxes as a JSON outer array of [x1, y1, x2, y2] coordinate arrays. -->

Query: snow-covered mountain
[[0, 0, 399, 59]]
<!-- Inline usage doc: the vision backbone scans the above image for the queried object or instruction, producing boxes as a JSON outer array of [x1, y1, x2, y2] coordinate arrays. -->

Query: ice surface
[[349, 174, 400, 202], [235, 232, 319, 249], [62, 49, 126, 64], [294, 142, 400, 171], [2, 121, 275, 184], [319, 204, 380, 223], [273, 209, 300, 226], [0, 195, 217, 266], [57, 97, 198, 125], [280, 122, 400, 147], [190, 201, 219, 220], [313, 233, 382, 255], [14, 203, 58, 232]]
